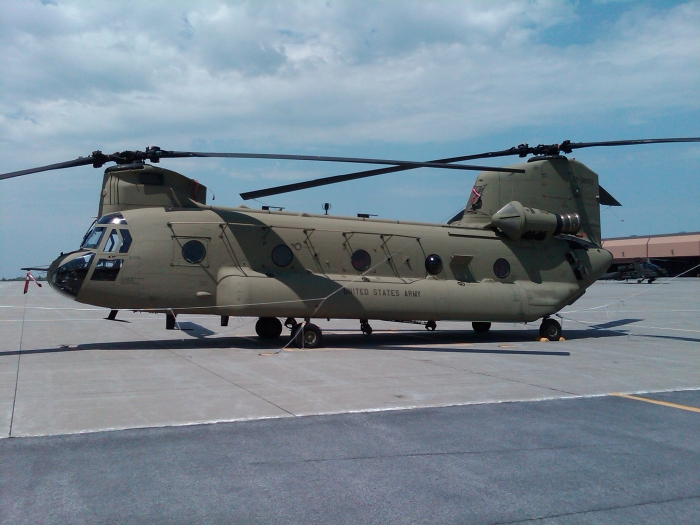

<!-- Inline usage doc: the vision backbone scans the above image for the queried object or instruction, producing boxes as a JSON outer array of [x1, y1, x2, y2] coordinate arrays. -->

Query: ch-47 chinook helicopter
[[3, 137, 699, 346]]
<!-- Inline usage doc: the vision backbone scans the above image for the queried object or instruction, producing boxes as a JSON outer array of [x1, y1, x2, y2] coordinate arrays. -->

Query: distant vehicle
[[600, 260, 668, 283]]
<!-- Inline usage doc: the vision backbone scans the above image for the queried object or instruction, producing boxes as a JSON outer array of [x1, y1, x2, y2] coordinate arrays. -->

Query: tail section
[[458, 156, 611, 245]]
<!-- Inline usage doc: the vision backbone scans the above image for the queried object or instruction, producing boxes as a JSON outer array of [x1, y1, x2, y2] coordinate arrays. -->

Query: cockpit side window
[[91, 259, 123, 281], [82, 227, 106, 249], [119, 229, 132, 253], [104, 230, 120, 253]]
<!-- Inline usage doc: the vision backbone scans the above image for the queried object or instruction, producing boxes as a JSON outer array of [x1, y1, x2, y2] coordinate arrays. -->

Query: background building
[[602, 232, 700, 277]]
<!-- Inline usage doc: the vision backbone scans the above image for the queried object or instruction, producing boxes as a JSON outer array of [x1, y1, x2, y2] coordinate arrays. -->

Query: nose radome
[[46, 254, 64, 286], [48, 251, 95, 299]]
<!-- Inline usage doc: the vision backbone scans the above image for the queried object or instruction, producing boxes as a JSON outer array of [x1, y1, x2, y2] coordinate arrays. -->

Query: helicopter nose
[[47, 251, 95, 299]]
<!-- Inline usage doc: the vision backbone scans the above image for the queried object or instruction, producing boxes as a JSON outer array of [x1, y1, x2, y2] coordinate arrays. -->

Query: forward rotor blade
[[0, 157, 96, 181], [164, 150, 508, 172], [240, 160, 524, 200], [0, 148, 495, 183]]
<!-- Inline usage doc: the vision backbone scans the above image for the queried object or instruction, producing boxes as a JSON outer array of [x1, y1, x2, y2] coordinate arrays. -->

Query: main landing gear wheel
[[293, 323, 323, 348], [539, 318, 562, 341], [425, 321, 437, 331], [472, 322, 491, 333], [255, 317, 283, 340], [360, 320, 373, 337]]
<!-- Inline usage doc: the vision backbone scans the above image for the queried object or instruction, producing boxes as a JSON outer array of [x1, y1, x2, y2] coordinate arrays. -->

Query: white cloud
[[2, 0, 698, 155]]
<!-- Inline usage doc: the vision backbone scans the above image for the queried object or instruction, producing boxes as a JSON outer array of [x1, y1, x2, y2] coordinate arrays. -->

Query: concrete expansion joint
[[494, 493, 700, 525]]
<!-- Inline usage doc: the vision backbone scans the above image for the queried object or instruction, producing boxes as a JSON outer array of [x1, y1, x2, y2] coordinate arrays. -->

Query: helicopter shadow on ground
[[0, 324, 629, 357], [588, 318, 644, 330], [600, 281, 669, 285], [174, 322, 217, 339], [1, 335, 281, 356], [632, 333, 700, 344], [570, 318, 700, 344], [316, 327, 624, 357]]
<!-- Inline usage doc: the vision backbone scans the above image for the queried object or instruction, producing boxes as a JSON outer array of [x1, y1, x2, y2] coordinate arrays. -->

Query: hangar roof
[[602, 232, 700, 260]]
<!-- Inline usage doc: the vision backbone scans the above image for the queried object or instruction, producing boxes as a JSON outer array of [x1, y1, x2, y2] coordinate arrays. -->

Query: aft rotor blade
[[562, 137, 700, 152], [240, 160, 524, 200], [458, 137, 700, 159], [413, 137, 700, 162], [240, 136, 700, 200], [0, 157, 96, 181]]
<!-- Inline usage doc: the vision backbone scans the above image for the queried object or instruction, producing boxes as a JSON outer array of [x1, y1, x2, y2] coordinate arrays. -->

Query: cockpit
[[81, 212, 131, 250], [49, 213, 133, 298]]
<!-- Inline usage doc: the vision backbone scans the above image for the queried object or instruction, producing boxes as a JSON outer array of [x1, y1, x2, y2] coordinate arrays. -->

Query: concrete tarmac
[[2, 392, 700, 524], [1, 279, 699, 437], [1, 279, 699, 523]]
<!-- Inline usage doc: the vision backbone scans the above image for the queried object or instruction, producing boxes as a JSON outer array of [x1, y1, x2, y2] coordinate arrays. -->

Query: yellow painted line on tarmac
[[612, 393, 700, 413]]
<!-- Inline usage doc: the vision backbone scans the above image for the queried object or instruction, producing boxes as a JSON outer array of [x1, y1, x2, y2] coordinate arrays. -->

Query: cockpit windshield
[[81, 214, 129, 250], [81, 226, 106, 249]]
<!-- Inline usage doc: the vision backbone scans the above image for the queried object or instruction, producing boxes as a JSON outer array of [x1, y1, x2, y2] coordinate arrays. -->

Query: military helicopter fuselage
[[600, 260, 668, 283], [8, 138, 695, 345], [45, 155, 613, 343]]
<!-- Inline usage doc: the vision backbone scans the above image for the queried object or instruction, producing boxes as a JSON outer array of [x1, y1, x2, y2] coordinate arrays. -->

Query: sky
[[1, 0, 699, 278]]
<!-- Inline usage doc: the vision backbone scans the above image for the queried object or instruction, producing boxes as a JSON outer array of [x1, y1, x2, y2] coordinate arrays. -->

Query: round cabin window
[[271, 244, 293, 267], [493, 258, 511, 279], [182, 240, 206, 264], [351, 249, 371, 272], [425, 254, 443, 275]]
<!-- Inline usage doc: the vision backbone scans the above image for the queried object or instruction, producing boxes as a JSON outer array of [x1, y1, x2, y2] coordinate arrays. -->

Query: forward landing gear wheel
[[539, 318, 562, 341], [472, 322, 491, 333], [425, 321, 437, 331], [293, 323, 323, 348], [255, 317, 283, 340]]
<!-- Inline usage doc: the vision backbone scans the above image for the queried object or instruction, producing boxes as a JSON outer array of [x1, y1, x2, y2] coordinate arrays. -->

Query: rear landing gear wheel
[[539, 318, 562, 341], [255, 317, 283, 340], [293, 323, 323, 348], [472, 322, 491, 333], [425, 321, 437, 331]]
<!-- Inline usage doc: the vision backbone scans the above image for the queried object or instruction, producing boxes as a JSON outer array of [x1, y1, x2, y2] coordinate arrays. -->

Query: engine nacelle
[[491, 201, 580, 240]]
